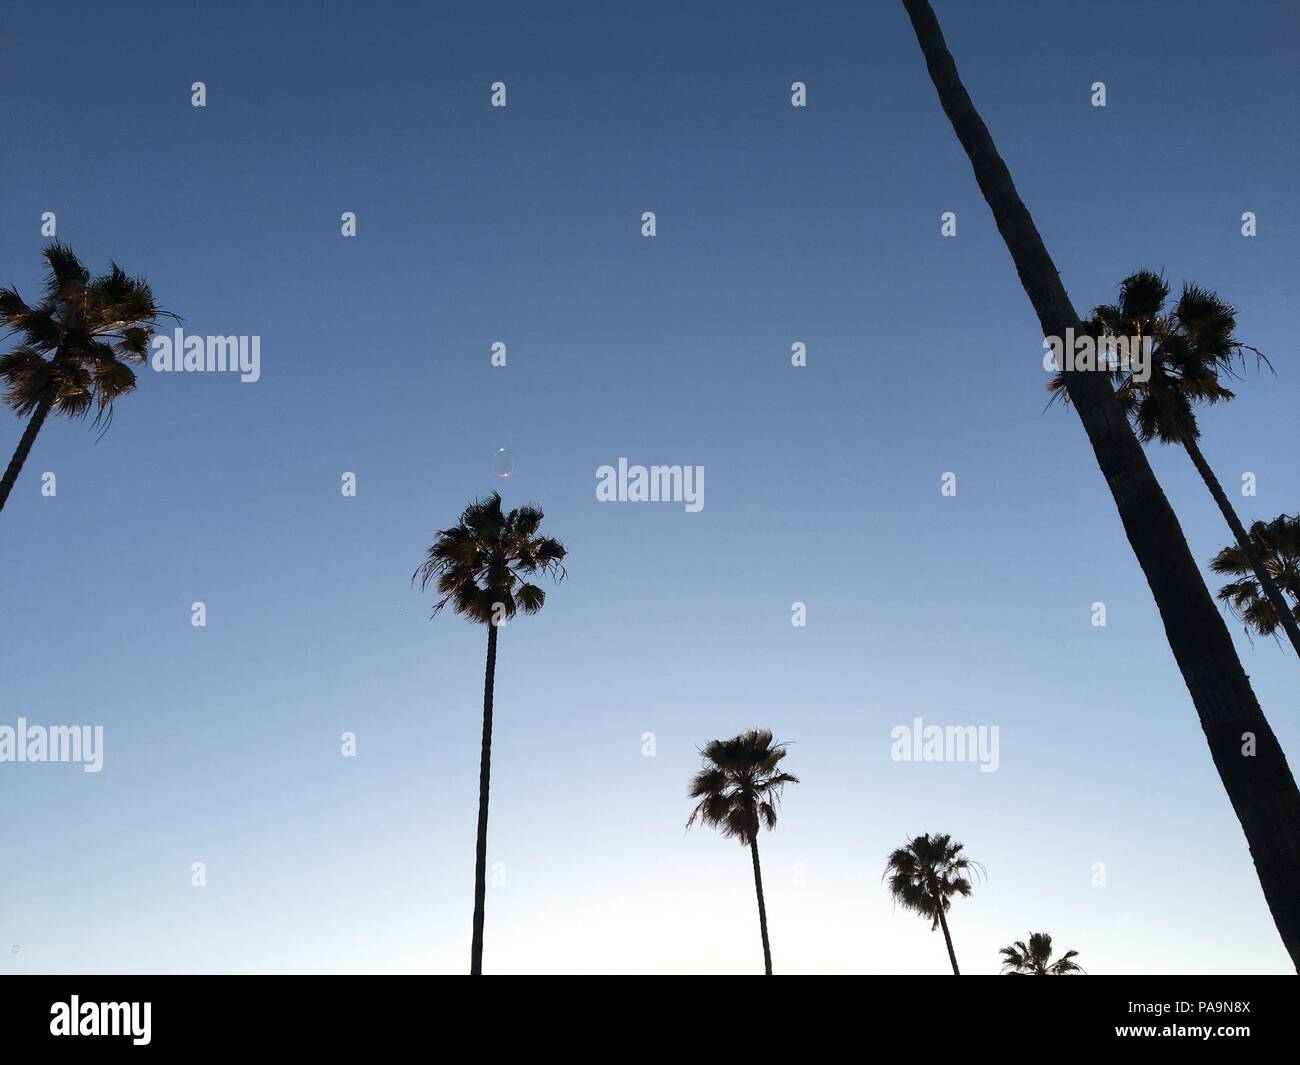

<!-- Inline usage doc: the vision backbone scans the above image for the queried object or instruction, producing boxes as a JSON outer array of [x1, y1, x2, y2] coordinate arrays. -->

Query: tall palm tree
[[687, 729, 798, 975], [884, 832, 982, 974], [414, 491, 566, 975], [0, 243, 168, 515], [1048, 271, 1300, 657], [1211, 514, 1300, 644], [999, 932, 1084, 975], [901, 0, 1300, 969]]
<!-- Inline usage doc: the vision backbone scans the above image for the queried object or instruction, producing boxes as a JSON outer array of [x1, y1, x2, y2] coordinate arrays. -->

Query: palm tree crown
[[1211, 514, 1300, 641], [884, 832, 982, 929], [686, 729, 798, 845], [414, 491, 567, 624], [999, 932, 1084, 975], [1, 242, 166, 422], [1048, 269, 1253, 444]]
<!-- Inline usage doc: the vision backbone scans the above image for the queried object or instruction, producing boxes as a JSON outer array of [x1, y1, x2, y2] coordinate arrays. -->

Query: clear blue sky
[[1, 0, 1296, 974]]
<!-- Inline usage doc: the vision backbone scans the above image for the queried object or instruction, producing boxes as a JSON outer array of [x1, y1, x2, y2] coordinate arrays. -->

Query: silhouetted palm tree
[[1212, 514, 1300, 644], [999, 932, 1084, 975], [687, 729, 798, 975], [901, 0, 1300, 970], [884, 832, 982, 974], [0, 243, 169, 515], [1048, 271, 1300, 657], [414, 492, 566, 975]]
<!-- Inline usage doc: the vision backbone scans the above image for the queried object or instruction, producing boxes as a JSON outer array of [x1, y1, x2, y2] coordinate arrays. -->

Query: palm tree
[[901, 0, 1300, 970], [0, 243, 168, 515], [687, 729, 798, 975], [414, 491, 566, 975], [999, 932, 1084, 975], [884, 832, 982, 974], [1212, 514, 1300, 644], [1048, 271, 1300, 657]]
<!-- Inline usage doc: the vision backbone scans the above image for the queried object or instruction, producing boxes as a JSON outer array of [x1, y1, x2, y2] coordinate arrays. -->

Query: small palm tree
[[687, 729, 798, 975], [1211, 514, 1300, 644], [884, 832, 983, 975], [414, 491, 566, 975], [0, 243, 169, 515], [999, 932, 1085, 975], [1048, 270, 1300, 657]]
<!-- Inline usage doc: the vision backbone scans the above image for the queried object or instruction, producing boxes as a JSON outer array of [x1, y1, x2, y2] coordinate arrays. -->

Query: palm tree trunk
[[469, 621, 498, 975], [936, 905, 960, 975], [901, 0, 1300, 970], [0, 389, 55, 515], [749, 833, 773, 975], [1183, 436, 1300, 657]]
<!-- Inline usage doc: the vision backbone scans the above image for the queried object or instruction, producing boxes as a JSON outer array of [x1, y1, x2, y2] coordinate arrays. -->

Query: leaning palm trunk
[[0, 388, 54, 514], [469, 622, 498, 975], [749, 828, 773, 975], [1183, 437, 1300, 657], [936, 903, 959, 975], [902, 0, 1300, 969]]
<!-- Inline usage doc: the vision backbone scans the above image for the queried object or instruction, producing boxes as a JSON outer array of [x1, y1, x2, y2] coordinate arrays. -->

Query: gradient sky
[[1, 0, 1296, 974]]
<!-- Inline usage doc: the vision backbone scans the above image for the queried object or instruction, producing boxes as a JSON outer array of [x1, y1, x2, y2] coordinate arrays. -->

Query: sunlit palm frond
[[1000, 931, 1085, 974], [1, 245, 168, 424], [413, 492, 567, 625], [685, 729, 797, 846], [884, 833, 983, 930], [1210, 514, 1300, 640]]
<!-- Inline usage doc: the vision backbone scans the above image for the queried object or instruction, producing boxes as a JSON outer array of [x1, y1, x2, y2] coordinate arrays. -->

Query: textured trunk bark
[[469, 621, 498, 975], [0, 388, 55, 515], [901, 0, 1300, 970], [936, 902, 960, 975], [1183, 435, 1300, 657], [749, 831, 773, 975]]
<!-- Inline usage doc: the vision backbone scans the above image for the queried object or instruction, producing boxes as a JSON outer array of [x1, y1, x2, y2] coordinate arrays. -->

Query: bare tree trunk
[[936, 904, 960, 975], [749, 833, 773, 975], [1183, 436, 1300, 657], [469, 622, 498, 975], [0, 389, 55, 515], [901, 0, 1300, 970]]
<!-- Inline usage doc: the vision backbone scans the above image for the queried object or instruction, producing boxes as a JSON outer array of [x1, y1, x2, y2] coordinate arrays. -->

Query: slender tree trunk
[[1183, 436, 1300, 657], [936, 905, 960, 975], [749, 832, 773, 975], [469, 621, 498, 975], [901, 0, 1300, 970], [0, 389, 55, 515]]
